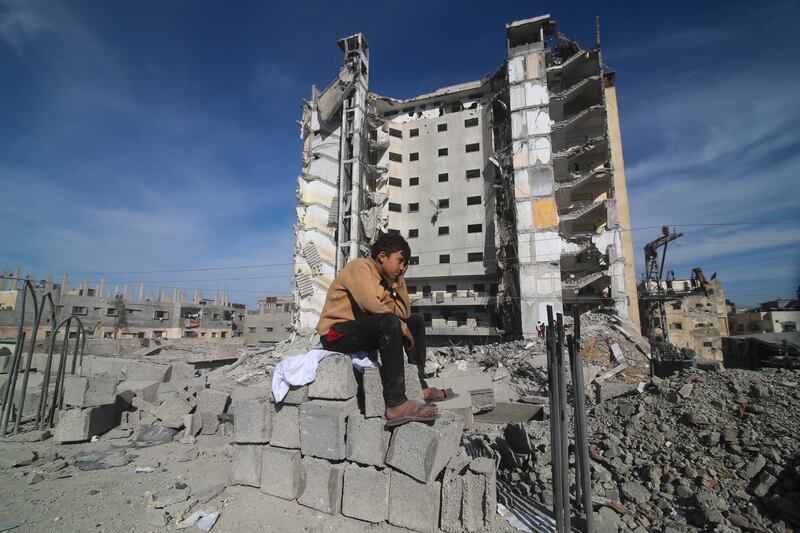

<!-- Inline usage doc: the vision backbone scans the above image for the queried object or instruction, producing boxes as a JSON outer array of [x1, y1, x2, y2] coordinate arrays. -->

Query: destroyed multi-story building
[[243, 295, 293, 345], [292, 14, 639, 339], [728, 295, 800, 335], [0, 271, 246, 342]]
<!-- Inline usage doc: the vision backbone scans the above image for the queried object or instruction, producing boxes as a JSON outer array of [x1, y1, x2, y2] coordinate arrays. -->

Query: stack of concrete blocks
[[229, 353, 497, 533], [55, 375, 119, 443]]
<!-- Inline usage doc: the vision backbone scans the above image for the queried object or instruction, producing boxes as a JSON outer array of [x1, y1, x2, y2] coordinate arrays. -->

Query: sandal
[[385, 400, 439, 428]]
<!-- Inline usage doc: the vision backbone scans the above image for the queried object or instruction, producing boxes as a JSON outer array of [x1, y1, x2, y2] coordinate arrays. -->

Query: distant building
[[243, 296, 293, 345], [0, 271, 246, 342], [728, 297, 799, 335]]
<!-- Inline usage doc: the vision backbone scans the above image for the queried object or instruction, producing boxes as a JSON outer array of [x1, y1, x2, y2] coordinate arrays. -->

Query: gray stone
[[145, 507, 168, 527], [298, 456, 344, 514], [469, 457, 496, 527], [462, 471, 486, 532], [200, 412, 219, 435], [751, 470, 777, 497], [233, 397, 271, 444], [196, 388, 229, 415], [385, 411, 463, 483], [741, 454, 766, 480], [270, 404, 300, 449], [260, 446, 304, 500], [299, 398, 358, 460], [231, 444, 261, 487], [308, 354, 358, 400], [116, 380, 159, 409], [155, 397, 193, 429], [469, 388, 495, 413], [63, 375, 118, 408], [346, 413, 390, 467], [363, 367, 385, 418], [621, 481, 651, 504], [440, 467, 465, 532], [341, 464, 389, 523], [54, 404, 116, 443], [183, 412, 202, 437], [388, 471, 440, 533], [281, 385, 309, 405]]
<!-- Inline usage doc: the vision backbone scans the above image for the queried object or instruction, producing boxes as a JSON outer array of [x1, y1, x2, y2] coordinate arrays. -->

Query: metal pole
[[556, 313, 571, 531], [546, 306, 564, 533], [1, 332, 26, 435], [48, 320, 71, 426], [571, 308, 594, 531]]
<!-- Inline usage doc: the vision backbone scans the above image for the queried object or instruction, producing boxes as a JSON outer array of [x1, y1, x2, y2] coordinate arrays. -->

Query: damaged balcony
[[551, 104, 604, 134], [562, 269, 608, 291], [555, 167, 611, 191], [548, 75, 602, 122], [546, 49, 601, 90], [558, 198, 607, 222]]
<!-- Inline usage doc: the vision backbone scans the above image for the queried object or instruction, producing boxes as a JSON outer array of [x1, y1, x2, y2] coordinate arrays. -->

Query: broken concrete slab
[[298, 456, 344, 514], [469, 388, 495, 413], [388, 470, 441, 533], [385, 411, 463, 483], [299, 397, 358, 460], [54, 404, 117, 443], [260, 446, 303, 500], [63, 375, 118, 408], [200, 412, 219, 435], [116, 380, 159, 410], [196, 388, 229, 415], [341, 463, 390, 523], [472, 402, 542, 424], [155, 397, 193, 429], [308, 353, 358, 400]]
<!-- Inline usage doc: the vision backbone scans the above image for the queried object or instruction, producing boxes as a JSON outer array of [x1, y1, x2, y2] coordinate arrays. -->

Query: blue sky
[[1, 0, 798, 308]]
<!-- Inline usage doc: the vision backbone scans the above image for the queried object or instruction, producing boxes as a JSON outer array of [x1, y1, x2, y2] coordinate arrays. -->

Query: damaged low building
[[292, 14, 639, 339], [243, 295, 293, 345]]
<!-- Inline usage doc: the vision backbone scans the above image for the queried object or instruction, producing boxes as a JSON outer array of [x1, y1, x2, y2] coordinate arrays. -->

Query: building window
[[703, 341, 713, 347], [105, 308, 119, 317], [465, 169, 481, 179], [410, 152, 419, 161], [103, 331, 115, 339], [410, 177, 419, 186], [437, 123, 448, 132], [407, 285, 417, 293], [389, 203, 401, 212], [409, 256, 419, 265], [467, 224, 482, 233], [490, 284, 498, 296], [387, 228, 400, 235], [438, 173, 449, 182], [408, 203, 419, 212], [782, 322, 797, 332], [408, 229, 419, 238], [439, 254, 450, 264], [409, 128, 419, 137], [467, 196, 481, 205], [389, 177, 402, 187], [389, 128, 402, 138], [248, 327, 257, 333], [671, 303, 681, 310], [473, 283, 485, 292], [389, 152, 402, 162], [71, 306, 88, 315], [265, 327, 274, 332], [438, 199, 450, 208], [464, 117, 479, 128], [422, 285, 432, 297], [438, 226, 450, 236], [671, 323, 683, 330], [212, 313, 220, 320], [152, 331, 165, 339], [465, 143, 480, 153], [153, 310, 169, 320], [468, 252, 484, 262], [423, 313, 432, 324], [211, 332, 218, 338], [438, 148, 448, 157], [451, 102, 462, 113], [446, 284, 457, 293]]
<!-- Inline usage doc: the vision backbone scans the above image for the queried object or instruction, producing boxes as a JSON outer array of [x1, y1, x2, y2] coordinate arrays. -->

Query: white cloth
[[271, 349, 380, 403]]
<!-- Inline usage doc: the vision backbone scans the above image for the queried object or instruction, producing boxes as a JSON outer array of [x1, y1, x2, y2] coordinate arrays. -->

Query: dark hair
[[370, 233, 411, 263]]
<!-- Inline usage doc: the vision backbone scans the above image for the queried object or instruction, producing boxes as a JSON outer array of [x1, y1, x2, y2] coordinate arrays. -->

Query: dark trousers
[[320, 313, 428, 408]]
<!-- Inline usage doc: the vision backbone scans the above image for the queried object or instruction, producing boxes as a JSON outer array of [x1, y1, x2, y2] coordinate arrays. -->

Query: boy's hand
[[403, 328, 415, 350]]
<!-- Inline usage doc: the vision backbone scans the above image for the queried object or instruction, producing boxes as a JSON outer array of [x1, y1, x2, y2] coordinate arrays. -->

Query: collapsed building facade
[[292, 14, 639, 339]]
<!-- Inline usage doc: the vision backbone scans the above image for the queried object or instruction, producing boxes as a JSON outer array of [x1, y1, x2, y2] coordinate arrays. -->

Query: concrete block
[[472, 402, 542, 424], [298, 456, 344, 514], [388, 470, 441, 533], [341, 464, 389, 523], [124, 360, 172, 383], [116, 380, 159, 410], [196, 388, 229, 415], [461, 471, 484, 532], [428, 373, 493, 396], [363, 367, 385, 418], [299, 398, 358, 460], [442, 406, 474, 430], [385, 411, 464, 483], [230, 383, 269, 415], [280, 385, 309, 405], [54, 404, 116, 443], [184, 412, 202, 437], [470, 388, 495, 413], [63, 375, 118, 408], [346, 413, 389, 467], [270, 404, 300, 449], [157, 376, 207, 396], [308, 354, 357, 400], [470, 457, 497, 528], [233, 397, 271, 444], [155, 397, 193, 429], [168, 360, 195, 381], [200, 412, 219, 435], [231, 444, 261, 487], [440, 469, 465, 532], [260, 446, 304, 500]]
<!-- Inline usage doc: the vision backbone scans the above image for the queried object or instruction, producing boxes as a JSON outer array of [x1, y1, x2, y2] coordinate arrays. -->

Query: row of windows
[[388, 170, 481, 187], [407, 283, 498, 295], [388, 118, 479, 138], [407, 252, 484, 265], [388, 143, 480, 162], [388, 196, 482, 212]]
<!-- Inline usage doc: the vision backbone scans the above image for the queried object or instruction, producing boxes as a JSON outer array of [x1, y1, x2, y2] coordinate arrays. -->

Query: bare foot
[[385, 399, 438, 421], [423, 387, 455, 401]]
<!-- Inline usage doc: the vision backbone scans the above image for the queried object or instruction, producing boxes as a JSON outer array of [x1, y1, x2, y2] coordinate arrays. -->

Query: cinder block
[[341, 464, 389, 523], [229, 383, 269, 416], [260, 446, 304, 500], [155, 397, 193, 429], [200, 412, 219, 435], [346, 413, 389, 467], [63, 375, 118, 407], [470, 388, 495, 413], [54, 404, 116, 443], [168, 361, 195, 381], [231, 444, 261, 487], [299, 398, 358, 460], [388, 470, 441, 533], [196, 388, 229, 415], [234, 397, 271, 444], [461, 471, 485, 532], [117, 380, 159, 410], [281, 385, 309, 405], [440, 471, 465, 532], [298, 456, 344, 514], [308, 354, 357, 400], [363, 367, 385, 418], [385, 411, 464, 483], [470, 457, 497, 528], [270, 404, 300, 449]]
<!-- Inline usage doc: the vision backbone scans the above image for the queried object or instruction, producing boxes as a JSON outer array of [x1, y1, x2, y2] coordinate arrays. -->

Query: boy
[[316, 233, 451, 426]]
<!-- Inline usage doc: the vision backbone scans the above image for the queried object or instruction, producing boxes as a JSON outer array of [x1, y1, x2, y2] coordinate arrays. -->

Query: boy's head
[[370, 233, 411, 281]]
